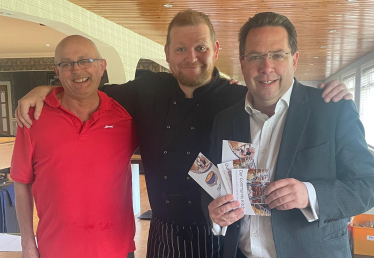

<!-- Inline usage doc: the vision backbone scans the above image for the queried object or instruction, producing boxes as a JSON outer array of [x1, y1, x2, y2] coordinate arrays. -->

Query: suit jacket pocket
[[296, 142, 330, 162], [322, 220, 347, 241], [322, 222, 351, 258], [292, 142, 331, 181]]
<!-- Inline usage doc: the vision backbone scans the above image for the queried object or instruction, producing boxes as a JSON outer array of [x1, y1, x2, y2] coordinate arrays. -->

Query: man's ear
[[164, 44, 170, 64], [53, 65, 60, 77], [100, 59, 107, 76], [240, 55, 245, 74], [292, 51, 299, 71], [214, 41, 220, 60]]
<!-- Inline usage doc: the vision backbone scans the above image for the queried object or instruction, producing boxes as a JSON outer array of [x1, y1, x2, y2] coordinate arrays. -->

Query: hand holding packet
[[188, 140, 271, 216]]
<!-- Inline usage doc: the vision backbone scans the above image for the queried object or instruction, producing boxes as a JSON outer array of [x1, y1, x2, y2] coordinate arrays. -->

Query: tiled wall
[[0, 0, 166, 82], [0, 57, 54, 71]]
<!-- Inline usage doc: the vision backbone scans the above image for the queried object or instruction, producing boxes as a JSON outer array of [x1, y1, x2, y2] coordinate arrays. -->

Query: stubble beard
[[173, 64, 214, 87]]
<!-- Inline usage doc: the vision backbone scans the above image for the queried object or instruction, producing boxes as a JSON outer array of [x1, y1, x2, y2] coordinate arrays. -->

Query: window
[[342, 73, 355, 101], [360, 65, 374, 148]]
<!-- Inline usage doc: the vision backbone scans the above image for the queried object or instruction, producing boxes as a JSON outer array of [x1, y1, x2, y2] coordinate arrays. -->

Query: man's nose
[[71, 62, 83, 72], [259, 57, 274, 74], [185, 49, 198, 63]]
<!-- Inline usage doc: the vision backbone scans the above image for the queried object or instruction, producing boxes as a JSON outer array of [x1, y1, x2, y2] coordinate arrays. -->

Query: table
[[0, 183, 19, 233], [0, 138, 15, 171]]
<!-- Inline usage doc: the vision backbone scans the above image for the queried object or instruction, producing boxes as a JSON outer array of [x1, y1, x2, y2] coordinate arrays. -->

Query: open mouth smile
[[260, 80, 277, 84], [73, 77, 89, 83]]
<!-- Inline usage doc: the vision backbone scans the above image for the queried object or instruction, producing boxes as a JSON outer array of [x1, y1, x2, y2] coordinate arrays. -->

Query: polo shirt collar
[[45, 86, 113, 111]]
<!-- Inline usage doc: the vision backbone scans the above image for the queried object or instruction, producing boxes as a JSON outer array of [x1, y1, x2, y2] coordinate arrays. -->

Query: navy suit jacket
[[205, 79, 374, 258]]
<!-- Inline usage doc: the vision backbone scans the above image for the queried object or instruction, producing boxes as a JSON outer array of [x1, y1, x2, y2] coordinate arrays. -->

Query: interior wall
[[0, 71, 51, 117]]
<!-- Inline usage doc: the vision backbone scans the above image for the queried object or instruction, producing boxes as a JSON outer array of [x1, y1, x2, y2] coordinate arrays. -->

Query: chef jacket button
[[166, 200, 169, 203], [188, 201, 192, 204], [164, 151, 167, 154], [187, 151, 191, 155], [187, 176, 190, 180], [191, 127, 194, 130], [164, 176, 167, 179], [167, 125, 171, 129], [173, 101, 177, 104]]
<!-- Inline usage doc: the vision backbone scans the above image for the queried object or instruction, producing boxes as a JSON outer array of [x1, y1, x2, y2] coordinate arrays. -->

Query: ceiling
[[0, 15, 66, 58], [68, 0, 374, 81]]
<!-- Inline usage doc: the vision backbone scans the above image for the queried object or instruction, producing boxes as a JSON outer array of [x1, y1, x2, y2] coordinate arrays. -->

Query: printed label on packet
[[231, 169, 254, 215], [217, 161, 233, 195]]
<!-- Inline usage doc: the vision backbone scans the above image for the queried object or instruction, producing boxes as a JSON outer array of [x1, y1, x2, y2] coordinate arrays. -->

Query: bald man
[[11, 35, 137, 258]]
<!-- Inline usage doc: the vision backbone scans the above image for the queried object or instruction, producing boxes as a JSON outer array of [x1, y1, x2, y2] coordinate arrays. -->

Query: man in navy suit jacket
[[206, 12, 374, 258]]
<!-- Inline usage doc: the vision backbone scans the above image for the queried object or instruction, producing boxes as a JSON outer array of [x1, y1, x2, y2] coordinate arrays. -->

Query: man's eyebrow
[[58, 56, 90, 62], [173, 40, 208, 46], [57, 58, 72, 63], [244, 49, 286, 55]]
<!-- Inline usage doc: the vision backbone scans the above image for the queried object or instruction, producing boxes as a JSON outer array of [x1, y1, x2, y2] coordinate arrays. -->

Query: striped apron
[[146, 216, 224, 258]]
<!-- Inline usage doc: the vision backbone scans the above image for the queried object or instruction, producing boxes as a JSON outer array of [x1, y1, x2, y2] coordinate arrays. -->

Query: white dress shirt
[[211, 81, 320, 258]]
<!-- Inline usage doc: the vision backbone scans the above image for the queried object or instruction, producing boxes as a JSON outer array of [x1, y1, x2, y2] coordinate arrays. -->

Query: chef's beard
[[173, 64, 214, 87]]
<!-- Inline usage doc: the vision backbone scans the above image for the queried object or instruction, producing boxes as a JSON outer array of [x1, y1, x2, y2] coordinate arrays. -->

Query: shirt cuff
[[300, 182, 319, 222], [210, 217, 227, 236]]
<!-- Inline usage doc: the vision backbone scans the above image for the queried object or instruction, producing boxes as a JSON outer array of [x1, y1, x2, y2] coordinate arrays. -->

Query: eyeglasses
[[241, 52, 291, 63], [57, 58, 102, 70]]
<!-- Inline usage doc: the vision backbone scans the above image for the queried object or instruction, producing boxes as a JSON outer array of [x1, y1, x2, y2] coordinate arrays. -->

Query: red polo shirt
[[11, 87, 137, 258]]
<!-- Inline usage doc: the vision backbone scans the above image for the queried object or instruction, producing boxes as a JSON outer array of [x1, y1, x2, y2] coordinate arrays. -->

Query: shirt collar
[[245, 78, 294, 116], [45, 86, 113, 111]]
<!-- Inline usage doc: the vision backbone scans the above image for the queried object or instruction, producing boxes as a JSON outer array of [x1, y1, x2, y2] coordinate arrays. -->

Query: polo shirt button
[[193, 222, 196, 225], [187, 151, 190, 155], [191, 127, 194, 130], [187, 176, 190, 180], [196, 104, 199, 106], [164, 151, 167, 154], [164, 176, 167, 179], [166, 125, 171, 129], [173, 101, 177, 104], [188, 201, 192, 204], [166, 200, 169, 203]]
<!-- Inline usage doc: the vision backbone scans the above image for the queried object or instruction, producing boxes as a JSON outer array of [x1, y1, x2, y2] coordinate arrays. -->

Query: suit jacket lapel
[[232, 99, 251, 143], [274, 80, 311, 180]]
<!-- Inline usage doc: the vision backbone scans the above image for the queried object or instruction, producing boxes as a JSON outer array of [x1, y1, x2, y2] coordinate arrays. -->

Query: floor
[[0, 174, 372, 258]]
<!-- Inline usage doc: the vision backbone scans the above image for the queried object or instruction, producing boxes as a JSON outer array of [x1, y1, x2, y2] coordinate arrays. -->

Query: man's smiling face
[[240, 26, 299, 108], [165, 23, 219, 88], [54, 36, 106, 100]]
